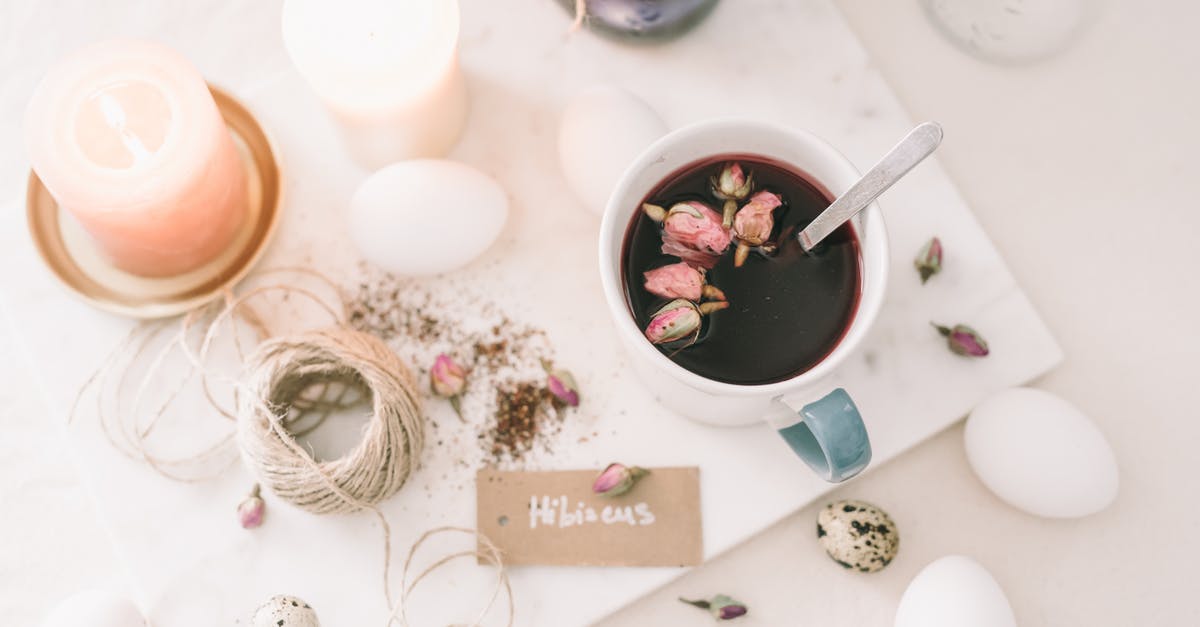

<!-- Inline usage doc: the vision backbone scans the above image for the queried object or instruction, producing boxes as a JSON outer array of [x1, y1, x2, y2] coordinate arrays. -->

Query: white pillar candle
[[281, 0, 469, 169], [24, 39, 247, 278]]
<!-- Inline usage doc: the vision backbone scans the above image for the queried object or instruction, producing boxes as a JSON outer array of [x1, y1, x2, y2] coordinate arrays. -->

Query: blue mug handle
[[769, 388, 871, 483]]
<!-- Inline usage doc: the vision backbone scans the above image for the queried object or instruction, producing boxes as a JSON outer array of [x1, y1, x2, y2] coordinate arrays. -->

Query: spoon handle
[[798, 122, 943, 251]]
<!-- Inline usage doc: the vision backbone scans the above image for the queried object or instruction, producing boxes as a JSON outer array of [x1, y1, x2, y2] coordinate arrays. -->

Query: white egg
[[348, 160, 509, 276], [252, 595, 320, 627], [965, 387, 1118, 518], [42, 590, 146, 627], [895, 555, 1015, 627], [558, 85, 668, 215]]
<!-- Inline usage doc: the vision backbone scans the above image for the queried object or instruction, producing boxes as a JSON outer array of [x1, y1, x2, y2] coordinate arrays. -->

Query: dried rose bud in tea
[[711, 161, 754, 226], [643, 262, 728, 302], [643, 299, 728, 346], [732, 190, 782, 267], [643, 200, 732, 269]]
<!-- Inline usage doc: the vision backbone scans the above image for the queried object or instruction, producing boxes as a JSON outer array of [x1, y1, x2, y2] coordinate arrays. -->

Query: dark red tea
[[621, 155, 861, 385]]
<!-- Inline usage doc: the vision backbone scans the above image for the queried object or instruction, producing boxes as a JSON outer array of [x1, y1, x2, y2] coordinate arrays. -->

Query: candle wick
[[97, 92, 154, 165]]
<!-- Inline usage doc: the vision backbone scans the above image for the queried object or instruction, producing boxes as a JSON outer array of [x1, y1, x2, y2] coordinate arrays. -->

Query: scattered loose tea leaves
[[347, 266, 579, 467], [489, 383, 564, 462]]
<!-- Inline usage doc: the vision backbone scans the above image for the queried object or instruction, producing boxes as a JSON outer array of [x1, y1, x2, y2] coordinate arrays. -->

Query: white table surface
[[2, 1, 1197, 626]]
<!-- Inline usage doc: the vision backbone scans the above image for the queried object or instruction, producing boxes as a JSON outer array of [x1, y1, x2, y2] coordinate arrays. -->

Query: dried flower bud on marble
[[430, 353, 468, 418], [680, 594, 749, 620], [238, 486, 265, 530], [914, 236, 943, 284], [933, 322, 989, 357], [542, 360, 581, 407]]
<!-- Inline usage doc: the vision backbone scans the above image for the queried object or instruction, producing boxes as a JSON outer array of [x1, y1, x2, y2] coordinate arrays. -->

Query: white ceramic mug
[[598, 119, 889, 483]]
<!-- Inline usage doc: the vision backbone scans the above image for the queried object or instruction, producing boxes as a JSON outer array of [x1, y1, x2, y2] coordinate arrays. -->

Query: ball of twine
[[237, 327, 425, 515]]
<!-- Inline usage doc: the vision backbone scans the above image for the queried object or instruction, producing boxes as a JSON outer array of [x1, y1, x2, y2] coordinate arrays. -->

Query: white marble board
[[0, 0, 1061, 625]]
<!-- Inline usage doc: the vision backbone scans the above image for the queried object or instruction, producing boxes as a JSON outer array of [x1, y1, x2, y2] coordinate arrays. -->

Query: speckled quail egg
[[252, 595, 320, 627], [816, 499, 899, 573]]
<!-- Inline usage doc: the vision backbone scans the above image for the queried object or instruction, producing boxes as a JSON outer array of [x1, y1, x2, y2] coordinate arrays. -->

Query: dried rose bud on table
[[932, 322, 989, 356], [430, 353, 468, 417], [914, 236, 944, 284], [237, 485, 265, 530], [680, 594, 749, 620], [542, 360, 581, 407]]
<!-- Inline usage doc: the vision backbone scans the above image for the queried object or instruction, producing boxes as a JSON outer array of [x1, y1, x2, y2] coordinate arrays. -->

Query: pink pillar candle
[[25, 40, 247, 277]]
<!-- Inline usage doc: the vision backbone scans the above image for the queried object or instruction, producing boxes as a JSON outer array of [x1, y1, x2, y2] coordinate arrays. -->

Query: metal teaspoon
[[798, 122, 944, 251]]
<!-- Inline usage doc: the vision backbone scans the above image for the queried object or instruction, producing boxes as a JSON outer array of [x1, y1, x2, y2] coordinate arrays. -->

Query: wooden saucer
[[25, 85, 283, 319]]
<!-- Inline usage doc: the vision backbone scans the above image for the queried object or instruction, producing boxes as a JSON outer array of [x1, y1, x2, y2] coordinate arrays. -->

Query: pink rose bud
[[718, 603, 749, 620], [644, 299, 727, 346], [644, 299, 702, 345], [661, 201, 732, 268], [680, 595, 749, 620], [542, 360, 581, 407], [643, 262, 705, 300], [932, 323, 989, 357], [711, 162, 754, 226], [914, 236, 943, 284], [430, 353, 468, 419], [660, 238, 721, 269], [713, 162, 752, 199], [592, 462, 648, 497], [238, 486, 265, 529], [665, 201, 731, 253], [732, 190, 782, 267], [430, 353, 467, 397]]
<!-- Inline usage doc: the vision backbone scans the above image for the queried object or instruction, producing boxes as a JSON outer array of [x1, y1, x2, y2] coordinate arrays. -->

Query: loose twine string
[[570, 0, 587, 31], [68, 267, 513, 626]]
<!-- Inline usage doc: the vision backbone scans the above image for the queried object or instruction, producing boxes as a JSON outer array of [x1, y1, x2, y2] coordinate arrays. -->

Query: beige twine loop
[[389, 526, 514, 627], [71, 268, 512, 625], [237, 327, 425, 515], [570, 0, 587, 31]]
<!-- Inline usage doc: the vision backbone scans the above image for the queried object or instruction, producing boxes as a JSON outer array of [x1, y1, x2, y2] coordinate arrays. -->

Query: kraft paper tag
[[476, 467, 703, 567]]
